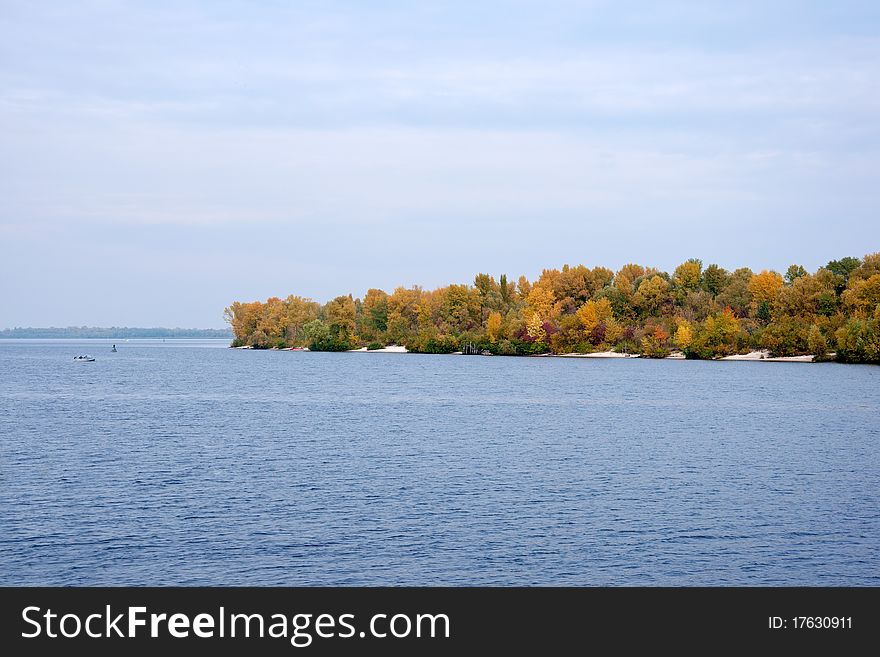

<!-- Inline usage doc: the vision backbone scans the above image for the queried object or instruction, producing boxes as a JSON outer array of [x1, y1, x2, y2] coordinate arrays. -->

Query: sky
[[2, 1, 879, 328]]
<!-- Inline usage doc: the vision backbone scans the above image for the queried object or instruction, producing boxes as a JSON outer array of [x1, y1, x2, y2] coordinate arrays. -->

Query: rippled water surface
[[1, 339, 878, 585]]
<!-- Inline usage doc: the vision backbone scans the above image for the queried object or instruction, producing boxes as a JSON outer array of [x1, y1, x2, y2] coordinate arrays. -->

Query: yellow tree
[[603, 318, 623, 346], [486, 311, 503, 343], [748, 270, 784, 311], [842, 273, 880, 315], [323, 295, 357, 343], [526, 284, 561, 323], [386, 286, 422, 344], [257, 296, 287, 340], [702, 307, 741, 356], [224, 300, 263, 342], [525, 311, 546, 342], [615, 264, 646, 292], [674, 322, 694, 350], [575, 298, 613, 334], [283, 295, 320, 344], [634, 275, 671, 316], [516, 275, 532, 300], [673, 259, 702, 291]]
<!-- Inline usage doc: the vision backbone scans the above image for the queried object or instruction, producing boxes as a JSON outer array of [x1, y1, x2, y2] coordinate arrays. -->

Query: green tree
[[716, 268, 752, 316], [826, 256, 861, 281], [784, 264, 808, 285], [835, 317, 880, 364], [686, 308, 741, 358], [702, 264, 729, 297], [807, 325, 828, 360], [760, 318, 810, 356], [360, 289, 389, 342], [499, 274, 512, 307], [826, 256, 861, 294]]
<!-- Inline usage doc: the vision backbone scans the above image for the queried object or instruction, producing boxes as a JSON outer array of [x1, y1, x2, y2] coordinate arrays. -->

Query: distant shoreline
[[0, 327, 232, 339]]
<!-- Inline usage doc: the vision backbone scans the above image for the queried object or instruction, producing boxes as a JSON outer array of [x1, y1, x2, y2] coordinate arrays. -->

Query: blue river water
[[1, 339, 878, 585]]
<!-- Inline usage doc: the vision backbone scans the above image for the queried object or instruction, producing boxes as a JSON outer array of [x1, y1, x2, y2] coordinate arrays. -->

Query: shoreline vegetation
[[225, 253, 880, 364], [0, 327, 232, 339]]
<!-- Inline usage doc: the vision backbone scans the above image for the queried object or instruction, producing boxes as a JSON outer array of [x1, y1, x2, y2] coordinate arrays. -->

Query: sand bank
[[721, 350, 814, 362], [557, 351, 639, 358], [348, 345, 408, 353], [762, 355, 815, 362]]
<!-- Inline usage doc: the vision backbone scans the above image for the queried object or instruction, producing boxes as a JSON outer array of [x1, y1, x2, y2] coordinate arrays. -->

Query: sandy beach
[[348, 345, 408, 353], [721, 350, 815, 362], [557, 351, 639, 358], [238, 345, 824, 362]]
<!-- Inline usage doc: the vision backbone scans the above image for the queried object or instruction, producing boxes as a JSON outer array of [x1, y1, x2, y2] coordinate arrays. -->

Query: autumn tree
[[842, 274, 880, 316], [641, 324, 670, 358], [807, 325, 828, 360], [673, 322, 694, 351], [224, 301, 262, 344], [760, 318, 810, 356], [322, 295, 357, 348], [576, 298, 614, 335], [526, 284, 561, 324], [525, 311, 547, 344], [835, 314, 880, 363], [386, 286, 423, 344], [516, 275, 531, 300], [283, 296, 320, 345], [474, 273, 502, 318], [776, 271, 836, 318], [748, 270, 784, 316], [686, 308, 741, 358], [673, 259, 702, 292], [225, 251, 880, 362], [486, 311, 503, 343], [849, 252, 880, 284], [633, 275, 671, 317], [359, 289, 389, 343], [443, 284, 481, 334]]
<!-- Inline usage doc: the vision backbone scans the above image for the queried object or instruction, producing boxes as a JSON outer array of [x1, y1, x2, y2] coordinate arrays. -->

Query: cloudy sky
[[2, 1, 879, 327]]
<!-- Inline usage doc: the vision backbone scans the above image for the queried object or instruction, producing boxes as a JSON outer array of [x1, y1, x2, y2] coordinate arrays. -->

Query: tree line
[[225, 253, 880, 363]]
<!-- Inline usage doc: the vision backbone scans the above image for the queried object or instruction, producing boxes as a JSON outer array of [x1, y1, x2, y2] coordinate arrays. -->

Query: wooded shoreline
[[225, 253, 880, 364], [233, 344, 833, 363]]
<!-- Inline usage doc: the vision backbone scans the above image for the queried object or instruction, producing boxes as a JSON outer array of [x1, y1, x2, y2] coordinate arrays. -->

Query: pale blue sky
[[2, 1, 879, 327]]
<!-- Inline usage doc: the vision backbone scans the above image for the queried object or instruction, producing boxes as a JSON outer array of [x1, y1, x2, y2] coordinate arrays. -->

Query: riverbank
[[233, 344, 830, 362], [556, 351, 640, 358], [348, 345, 408, 353], [720, 349, 817, 362]]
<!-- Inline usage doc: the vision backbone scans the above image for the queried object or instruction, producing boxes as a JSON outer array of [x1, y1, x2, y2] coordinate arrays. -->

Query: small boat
[[73, 355, 95, 362]]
